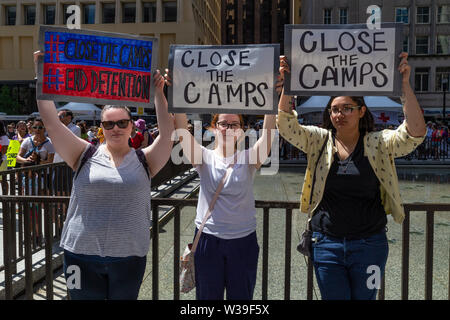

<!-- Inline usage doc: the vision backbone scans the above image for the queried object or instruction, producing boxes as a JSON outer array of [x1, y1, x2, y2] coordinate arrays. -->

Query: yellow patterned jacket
[[277, 110, 426, 224]]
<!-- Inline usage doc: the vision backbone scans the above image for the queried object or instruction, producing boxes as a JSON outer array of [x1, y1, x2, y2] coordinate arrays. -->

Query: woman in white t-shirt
[[169, 71, 277, 300], [16, 118, 55, 166]]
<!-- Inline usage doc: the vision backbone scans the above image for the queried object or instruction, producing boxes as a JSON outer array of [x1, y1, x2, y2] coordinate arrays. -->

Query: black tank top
[[310, 134, 387, 239]]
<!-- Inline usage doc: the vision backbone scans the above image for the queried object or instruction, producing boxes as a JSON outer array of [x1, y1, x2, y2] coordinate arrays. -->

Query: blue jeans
[[194, 230, 259, 300], [63, 250, 146, 300], [311, 231, 389, 300]]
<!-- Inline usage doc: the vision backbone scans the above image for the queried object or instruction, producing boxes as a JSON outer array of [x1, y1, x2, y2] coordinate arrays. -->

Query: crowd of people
[[0, 115, 161, 170]]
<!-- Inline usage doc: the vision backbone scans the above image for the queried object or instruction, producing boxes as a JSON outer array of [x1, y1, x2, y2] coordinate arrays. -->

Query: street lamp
[[443, 78, 448, 125]]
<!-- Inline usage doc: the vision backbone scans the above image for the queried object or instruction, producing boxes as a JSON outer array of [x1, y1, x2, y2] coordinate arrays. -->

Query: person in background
[[135, 119, 153, 147], [129, 122, 144, 149], [7, 123, 16, 139], [16, 118, 55, 166], [78, 121, 89, 141], [13, 121, 31, 144], [0, 121, 10, 194], [53, 110, 81, 163]]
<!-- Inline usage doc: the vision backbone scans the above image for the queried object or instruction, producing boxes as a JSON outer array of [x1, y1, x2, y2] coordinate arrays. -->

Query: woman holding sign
[[33, 51, 174, 300], [277, 53, 426, 300], [166, 68, 277, 300]]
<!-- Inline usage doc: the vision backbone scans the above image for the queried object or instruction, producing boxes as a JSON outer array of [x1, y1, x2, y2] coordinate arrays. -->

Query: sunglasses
[[32, 126, 45, 130], [101, 119, 131, 130]]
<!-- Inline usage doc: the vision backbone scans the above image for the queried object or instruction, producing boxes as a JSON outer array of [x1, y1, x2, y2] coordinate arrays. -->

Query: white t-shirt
[[195, 146, 257, 239], [0, 135, 10, 161], [20, 136, 55, 162], [53, 122, 81, 163]]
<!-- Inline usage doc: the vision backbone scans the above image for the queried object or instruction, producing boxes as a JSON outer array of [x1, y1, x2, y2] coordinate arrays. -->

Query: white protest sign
[[285, 23, 403, 96], [168, 44, 279, 114]]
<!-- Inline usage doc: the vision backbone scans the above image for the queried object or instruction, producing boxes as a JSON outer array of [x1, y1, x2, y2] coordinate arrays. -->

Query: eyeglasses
[[32, 126, 44, 130], [329, 104, 361, 115], [101, 119, 131, 130], [217, 121, 241, 129]]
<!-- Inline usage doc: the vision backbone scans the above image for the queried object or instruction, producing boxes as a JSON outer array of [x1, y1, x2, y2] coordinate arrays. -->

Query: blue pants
[[194, 230, 259, 300], [311, 231, 389, 300], [63, 250, 146, 300]]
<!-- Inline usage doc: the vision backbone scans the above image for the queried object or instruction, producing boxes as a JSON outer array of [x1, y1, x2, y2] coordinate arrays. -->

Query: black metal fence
[[1, 194, 449, 300], [0, 159, 191, 298]]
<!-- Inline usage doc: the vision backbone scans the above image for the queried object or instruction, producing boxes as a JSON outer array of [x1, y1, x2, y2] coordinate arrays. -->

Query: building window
[[24, 5, 36, 25], [339, 8, 348, 24], [5, 6, 16, 25], [403, 37, 409, 53], [63, 4, 75, 25], [122, 3, 136, 23], [102, 3, 116, 23], [437, 6, 450, 24], [417, 7, 430, 24], [143, 2, 157, 22], [416, 36, 429, 54], [323, 9, 332, 24], [437, 35, 450, 54], [415, 68, 429, 92], [44, 5, 56, 25], [83, 4, 95, 24], [163, 1, 177, 22], [436, 67, 450, 91], [395, 7, 409, 24]]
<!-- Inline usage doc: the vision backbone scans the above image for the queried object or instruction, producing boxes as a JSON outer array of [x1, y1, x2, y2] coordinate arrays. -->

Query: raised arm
[[276, 56, 327, 154], [34, 51, 88, 170], [164, 68, 202, 166], [142, 70, 174, 177], [399, 52, 427, 137]]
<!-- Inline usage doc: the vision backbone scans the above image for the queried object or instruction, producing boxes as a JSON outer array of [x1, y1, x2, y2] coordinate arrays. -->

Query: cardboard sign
[[168, 44, 280, 114], [284, 23, 403, 96], [37, 26, 158, 108], [6, 140, 20, 168]]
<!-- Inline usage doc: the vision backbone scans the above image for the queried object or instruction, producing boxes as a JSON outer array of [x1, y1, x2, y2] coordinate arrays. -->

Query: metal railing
[[279, 137, 450, 161], [150, 199, 449, 300], [0, 159, 191, 298], [1, 195, 449, 300]]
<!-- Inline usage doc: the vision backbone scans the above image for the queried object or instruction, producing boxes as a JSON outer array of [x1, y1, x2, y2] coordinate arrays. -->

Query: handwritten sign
[[284, 23, 403, 96], [37, 26, 158, 108], [168, 44, 279, 114], [6, 140, 20, 168]]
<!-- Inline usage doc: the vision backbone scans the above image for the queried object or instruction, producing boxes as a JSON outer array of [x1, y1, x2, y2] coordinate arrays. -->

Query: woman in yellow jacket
[[277, 53, 426, 300]]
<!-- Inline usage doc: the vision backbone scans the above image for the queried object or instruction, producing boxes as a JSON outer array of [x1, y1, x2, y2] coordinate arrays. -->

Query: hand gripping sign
[[284, 23, 403, 96], [37, 26, 158, 108], [168, 44, 280, 114]]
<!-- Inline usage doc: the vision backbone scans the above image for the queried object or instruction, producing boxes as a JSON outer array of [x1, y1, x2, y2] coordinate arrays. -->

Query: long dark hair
[[322, 96, 375, 134]]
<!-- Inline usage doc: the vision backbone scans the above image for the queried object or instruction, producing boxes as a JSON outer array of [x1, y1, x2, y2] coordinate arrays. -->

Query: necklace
[[334, 134, 359, 174]]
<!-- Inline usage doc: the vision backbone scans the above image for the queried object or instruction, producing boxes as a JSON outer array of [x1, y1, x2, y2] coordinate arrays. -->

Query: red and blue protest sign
[[37, 26, 158, 108]]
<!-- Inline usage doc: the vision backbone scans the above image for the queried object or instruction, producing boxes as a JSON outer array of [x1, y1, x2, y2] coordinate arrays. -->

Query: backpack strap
[[74, 146, 150, 180], [75, 144, 97, 179], [135, 149, 150, 179]]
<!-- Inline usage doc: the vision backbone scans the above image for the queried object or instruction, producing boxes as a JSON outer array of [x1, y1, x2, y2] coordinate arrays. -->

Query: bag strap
[[191, 162, 235, 253], [135, 149, 150, 179], [75, 144, 97, 179], [306, 131, 330, 230], [75, 146, 150, 180]]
